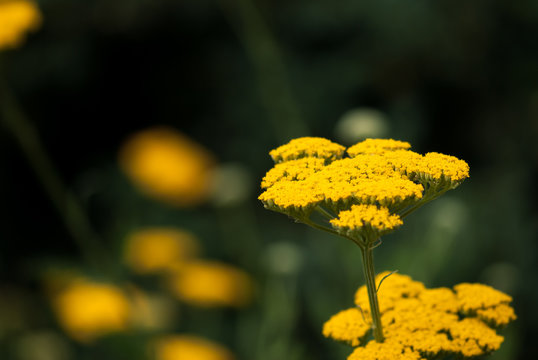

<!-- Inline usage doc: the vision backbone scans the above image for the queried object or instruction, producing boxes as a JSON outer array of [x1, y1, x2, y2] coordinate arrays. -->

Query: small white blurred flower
[[335, 108, 389, 144], [264, 241, 303, 276], [209, 163, 253, 207], [431, 197, 468, 234], [480, 262, 519, 295]]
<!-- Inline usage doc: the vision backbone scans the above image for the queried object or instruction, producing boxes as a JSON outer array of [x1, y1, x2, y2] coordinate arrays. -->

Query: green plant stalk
[[0, 63, 110, 273], [361, 244, 384, 342], [217, 0, 309, 142], [299, 211, 385, 341]]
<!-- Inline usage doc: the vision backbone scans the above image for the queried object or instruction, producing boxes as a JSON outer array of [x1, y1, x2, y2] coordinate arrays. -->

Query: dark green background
[[1, 0, 537, 359]]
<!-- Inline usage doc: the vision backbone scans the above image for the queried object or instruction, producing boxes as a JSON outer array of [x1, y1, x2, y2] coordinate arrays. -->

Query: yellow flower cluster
[[0, 0, 41, 50], [119, 127, 215, 207], [330, 205, 403, 237], [347, 139, 411, 156], [167, 260, 253, 308], [51, 279, 131, 343], [154, 335, 235, 360], [259, 137, 469, 239], [323, 272, 516, 359], [269, 136, 345, 163], [123, 228, 200, 274], [454, 283, 516, 327], [261, 157, 326, 189]]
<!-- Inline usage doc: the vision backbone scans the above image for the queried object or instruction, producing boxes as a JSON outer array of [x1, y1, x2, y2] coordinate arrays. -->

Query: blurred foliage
[[1, 0, 537, 359]]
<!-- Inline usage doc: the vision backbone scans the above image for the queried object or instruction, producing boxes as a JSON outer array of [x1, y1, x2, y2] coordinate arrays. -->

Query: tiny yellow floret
[[167, 260, 253, 308], [0, 0, 41, 50], [123, 228, 200, 274], [154, 335, 234, 360]]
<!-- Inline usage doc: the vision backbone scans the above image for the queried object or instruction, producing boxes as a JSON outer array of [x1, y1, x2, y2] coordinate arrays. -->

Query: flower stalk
[[360, 243, 384, 342], [0, 62, 111, 274]]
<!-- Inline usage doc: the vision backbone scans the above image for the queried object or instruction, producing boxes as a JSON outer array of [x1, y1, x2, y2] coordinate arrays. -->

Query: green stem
[[400, 188, 449, 218], [0, 62, 110, 273], [361, 245, 384, 342], [217, 0, 309, 142], [302, 218, 340, 237], [315, 205, 335, 220]]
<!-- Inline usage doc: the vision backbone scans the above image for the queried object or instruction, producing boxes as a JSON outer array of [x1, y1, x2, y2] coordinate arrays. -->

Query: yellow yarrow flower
[[330, 205, 402, 238], [119, 127, 215, 207], [476, 304, 517, 328], [258, 179, 324, 216], [167, 260, 253, 308], [323, 272, 516, 359], [259, 137, 469, 242], [269, 136, 345, 163], [347, 340, 423, 360], [0, 0, 41, 50], [261, 157, 326, 189], [322, 308, 372, 347], [454, 282, 513, 312], [52, 280, 131, 342], [154, 335, 234, 360], [347, 138, 411, 157], [123, 228, 200, 274]]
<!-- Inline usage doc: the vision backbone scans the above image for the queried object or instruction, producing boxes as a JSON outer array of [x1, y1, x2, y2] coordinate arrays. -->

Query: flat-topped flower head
[[454, 283, 516, 327], [0, 0, 41, 50], [323, 272, 516, 360], [269, 137, 345, 163], [406, 152, 470, 195], [323, 308, 372, 347], [260, 137, 469, 233], [258, 179, 324, 218], [347, 138, 411, 157], [348, 340, 423, 360], [330, 205, 403, 239], [454, 283, 512, 312], [261, 157, 325, 189]]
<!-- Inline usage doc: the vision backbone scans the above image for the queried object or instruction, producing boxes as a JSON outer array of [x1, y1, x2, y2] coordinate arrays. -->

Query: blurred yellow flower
[[124, 228, 200, 274], [52, 280, 130, 342], [168, 260, 253, 308], [119, 127, 215, 207], [0, 0, 41, 50], [154, 335, 234, 360]]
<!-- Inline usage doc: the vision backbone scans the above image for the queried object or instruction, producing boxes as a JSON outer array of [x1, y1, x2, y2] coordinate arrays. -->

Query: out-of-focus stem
[[0, 64, 109, 272], [218, 0, 309, 142]]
